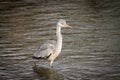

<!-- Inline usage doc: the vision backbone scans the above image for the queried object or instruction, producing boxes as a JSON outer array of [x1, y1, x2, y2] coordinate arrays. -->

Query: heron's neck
[[56, 26, 62, 54]]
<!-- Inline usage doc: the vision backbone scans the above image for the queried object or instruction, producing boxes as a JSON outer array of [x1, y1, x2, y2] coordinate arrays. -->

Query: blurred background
[[0, 0, 120, 80]]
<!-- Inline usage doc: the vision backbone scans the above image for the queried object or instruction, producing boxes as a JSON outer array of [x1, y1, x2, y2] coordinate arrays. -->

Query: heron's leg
[[50, 60, 53, 68], [34, 61, 37, 67]]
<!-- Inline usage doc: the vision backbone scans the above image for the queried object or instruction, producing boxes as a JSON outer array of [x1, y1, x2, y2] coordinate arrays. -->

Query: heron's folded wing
[[33, 42, 56, 59]]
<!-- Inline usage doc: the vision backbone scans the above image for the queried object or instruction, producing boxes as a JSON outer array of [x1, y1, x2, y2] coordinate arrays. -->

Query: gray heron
[[32, 19, 72, 67]]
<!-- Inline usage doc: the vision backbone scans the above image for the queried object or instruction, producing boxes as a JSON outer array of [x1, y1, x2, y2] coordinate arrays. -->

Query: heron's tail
[[32, 56, 40, 59]]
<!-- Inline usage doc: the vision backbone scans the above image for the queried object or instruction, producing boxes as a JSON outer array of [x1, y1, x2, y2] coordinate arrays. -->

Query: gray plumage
[[32, 19, 72, 67], [34, 40, 56, 59]]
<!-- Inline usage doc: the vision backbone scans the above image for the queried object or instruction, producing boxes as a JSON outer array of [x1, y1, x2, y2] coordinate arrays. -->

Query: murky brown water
[[0, 0, 120, 80]]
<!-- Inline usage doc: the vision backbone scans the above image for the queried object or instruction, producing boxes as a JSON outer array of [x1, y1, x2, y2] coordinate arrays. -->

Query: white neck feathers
[[56, 26, 62, 54]]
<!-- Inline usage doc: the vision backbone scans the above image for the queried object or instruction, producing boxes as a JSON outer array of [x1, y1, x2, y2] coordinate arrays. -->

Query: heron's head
[[57, 19, 72, 28]]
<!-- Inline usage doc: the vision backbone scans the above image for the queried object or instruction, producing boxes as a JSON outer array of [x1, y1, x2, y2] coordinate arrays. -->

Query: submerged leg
[[50, 60, 53, 68], [34, 61, 37, 67]]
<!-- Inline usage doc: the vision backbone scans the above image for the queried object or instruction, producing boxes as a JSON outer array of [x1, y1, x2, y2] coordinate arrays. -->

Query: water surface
[[0, 0, 120, 80]]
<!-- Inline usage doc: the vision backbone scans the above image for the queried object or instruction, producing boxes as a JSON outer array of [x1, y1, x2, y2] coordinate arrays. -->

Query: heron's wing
[[33, 40, 56, 59]]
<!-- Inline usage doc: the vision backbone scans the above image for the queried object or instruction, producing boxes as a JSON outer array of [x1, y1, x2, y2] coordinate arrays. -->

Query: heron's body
[[32, 19, 72, 67]]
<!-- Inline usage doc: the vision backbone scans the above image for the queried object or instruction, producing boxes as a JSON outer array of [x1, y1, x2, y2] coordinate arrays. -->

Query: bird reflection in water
[[33, 66, 64, 80]]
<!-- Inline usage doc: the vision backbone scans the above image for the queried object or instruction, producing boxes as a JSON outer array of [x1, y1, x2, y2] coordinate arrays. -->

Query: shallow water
[[0, 0, 120, 80]]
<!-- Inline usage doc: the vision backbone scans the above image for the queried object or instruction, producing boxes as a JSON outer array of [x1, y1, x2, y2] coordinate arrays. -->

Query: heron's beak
[[65, 24, 72, 29]]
